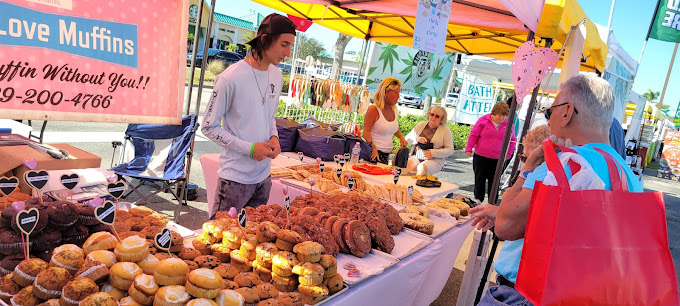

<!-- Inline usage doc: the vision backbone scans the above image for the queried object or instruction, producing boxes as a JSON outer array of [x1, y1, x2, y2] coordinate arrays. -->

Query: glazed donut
[[343, 220, 371, 258], [399, 213, 435, 235]]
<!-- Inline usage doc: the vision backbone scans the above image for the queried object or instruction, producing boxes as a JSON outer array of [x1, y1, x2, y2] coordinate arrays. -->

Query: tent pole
[[356, 39, 368, 85], [185, 0, 206, 115]]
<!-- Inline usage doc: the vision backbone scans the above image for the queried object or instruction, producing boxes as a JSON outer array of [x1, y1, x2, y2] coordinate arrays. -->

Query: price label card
[[348, 178, 356, 191], [285, 195, 290, 211]]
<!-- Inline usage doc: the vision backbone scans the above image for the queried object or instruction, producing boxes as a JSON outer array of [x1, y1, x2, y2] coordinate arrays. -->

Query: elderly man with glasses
[[471, 74, 642, 305]]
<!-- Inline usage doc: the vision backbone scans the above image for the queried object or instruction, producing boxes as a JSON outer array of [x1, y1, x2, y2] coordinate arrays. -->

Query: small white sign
[[413, 0, 452, 55]]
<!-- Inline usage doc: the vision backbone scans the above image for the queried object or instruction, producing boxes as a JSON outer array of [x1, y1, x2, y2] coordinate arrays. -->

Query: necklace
[[248, 57, 269, 104]]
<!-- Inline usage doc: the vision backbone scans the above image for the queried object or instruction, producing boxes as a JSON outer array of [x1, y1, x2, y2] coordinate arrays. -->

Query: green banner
[[649, 0, 680, 43]]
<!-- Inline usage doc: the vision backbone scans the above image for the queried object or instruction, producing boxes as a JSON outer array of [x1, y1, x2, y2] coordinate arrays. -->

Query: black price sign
[[298, 152, 304, 162], [343, 153, 350, 162], [336, 168, 342, 179], [408, 186, 414, 196], [16, 208, 39, 235], [238, 208, 247, 228], [285, 195, 290, 211], [60, 174, 80, 190], [94, 201, 116, 225], [319, 163, 325, 173], [107, 181, 126, 199], [0, 176, 19, 196], [25, 171, 49, 190], [154, 228, 171, 251], [348, 178, 356, 191]]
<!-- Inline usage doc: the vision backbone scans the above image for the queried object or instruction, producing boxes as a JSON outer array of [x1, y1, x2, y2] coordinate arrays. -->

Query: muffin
[[0, 228, 25, 256], [185, 268, 223, 299], [0, 206, 20, 229], [153, 285, 190, 306], [154, 253, 178, 261], [120, 296, 144, 306], [222, 228, 244, 250], [60, 277, 99, 306], [275, 292, 304, 306], [100, 283, 127, 301], [119, 231, 145, 240], [191, 235, 213, 255], [49, 249, 84, 275], [33, 250, 52, 262], [76, 203, 98, 226], [271, 252, 298, 277], [252, 283, 278, 300], [75, 260, 110, 284], [177, 247, 201, 261], [153, 258, 188, 286], [233, 273, 261, 288], [185, 260, 199, 271], [297, 284, 328, 301], [109, 262, 142, 290], [202, 220, 227, 240], [129, 207, 154, 218], [244, 223, 258, 235], [61, 224, 89, 246], [323, 274, 344, 295], [83, 232, 118, 255], [193, 255, 220, 269], [31, 230, 62, 253], [126, 217, 150, 232], [291, 262, 324, 286], [168, 231, 184, 253], [33, 267, 72, 300], [140, 226, 163, 239], [86, 250, 117, 268], [187, 298, 218, 306], [270, 273, 298, 293], [318, 254, 337, 278], [221, 280, 239, 290], [274, 230, 302, 252], [128, 274, 159, 305], [257, 299, 284, 306], [0, 273, 22, 303], [255, 243, 278, 269], [238, 237, 258, 261], [10, 285, 41, 306], [52, 244, 83, 258], [13, 258, 48, 287], [233, 287, 259, 306], [255, 222, 280, 243], [209, 243, 231, 263], [0, 254, 23, 276], [114, 235, 150, 262], [136, 254, 159, 275], [37, 299, 61, 306], [213, 264, 239, 280], [251, 261, 273, 283], [79, 292, 119, 306], [301, 292, 326, 305], [229, 250, 252, 273], [46, 201, 78, 228], [215, 289, 244, 306], [292, 241, 324, 263]]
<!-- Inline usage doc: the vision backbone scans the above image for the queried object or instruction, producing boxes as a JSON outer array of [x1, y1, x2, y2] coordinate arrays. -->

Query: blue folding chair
[[110, 114, 197, 219]]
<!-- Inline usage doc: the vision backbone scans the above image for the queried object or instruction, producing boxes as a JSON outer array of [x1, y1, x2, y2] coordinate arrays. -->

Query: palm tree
[[643, 89, 660, 103]]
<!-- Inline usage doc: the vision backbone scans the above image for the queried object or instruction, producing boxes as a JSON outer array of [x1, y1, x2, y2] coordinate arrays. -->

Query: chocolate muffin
[[32, 250, 52, 263], [46, 201, 78, 228], [76, 203, 98, 226], [88, 224, 112, 234], [32, 229, 62, 252], [1, 205, 20, 229], [61, 224, 89, 246], [25, 195, 52, 206], [9, 205, 49, 236], [0, 228, 25, 256], [0, 255, 23, 276]]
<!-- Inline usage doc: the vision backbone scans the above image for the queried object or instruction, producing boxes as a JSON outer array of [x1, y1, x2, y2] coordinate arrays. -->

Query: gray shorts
[[210, 176, 272, 220]]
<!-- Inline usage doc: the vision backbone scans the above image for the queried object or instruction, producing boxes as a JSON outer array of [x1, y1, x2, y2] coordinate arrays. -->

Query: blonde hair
[[426, 106, 448, 125], [491, 102, 510, 116], [522, 125, 551, 150], [372, 77, 401, 111]]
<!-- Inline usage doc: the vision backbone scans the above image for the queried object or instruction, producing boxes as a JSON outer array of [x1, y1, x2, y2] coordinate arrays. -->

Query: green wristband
[[250, 143, 255, 158]]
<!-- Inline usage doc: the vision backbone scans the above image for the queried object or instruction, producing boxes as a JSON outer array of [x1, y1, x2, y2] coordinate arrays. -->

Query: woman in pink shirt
[[465, 102, 516, 203]]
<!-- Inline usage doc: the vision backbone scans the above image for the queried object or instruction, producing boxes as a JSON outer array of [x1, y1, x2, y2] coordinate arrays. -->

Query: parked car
[[188, 49, 243, 67], [278, 63, 292, 73], [444, 92, 459, 107], [398, 92, 424, 109]]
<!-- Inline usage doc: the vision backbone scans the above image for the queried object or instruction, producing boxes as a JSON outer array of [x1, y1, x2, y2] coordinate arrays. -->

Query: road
[[14, 86, 680, 286]]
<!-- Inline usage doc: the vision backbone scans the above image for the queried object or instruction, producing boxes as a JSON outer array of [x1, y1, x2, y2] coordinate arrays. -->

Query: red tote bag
[[515, 141, 679, 305]]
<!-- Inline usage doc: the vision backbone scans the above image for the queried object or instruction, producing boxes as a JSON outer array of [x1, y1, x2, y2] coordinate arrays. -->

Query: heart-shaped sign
[[238, 208, 247, 228], [336, 168, 342, 179], [298, 152, 304, 162], [107, 181, 126, 199], [16, 207, 39, 235], [348, 178, 356, 191], [396, 168, 402, 176], [0, 176, 19, 196], [94, 201, 116, 225], [393, 175, 399, 184], [25, 170, 49, 190], [60, 174, 80, 190], [154, 228, 171, 251], [512, 40, 558, 104], [334, 155, 339, 163], [343, 153, 350, 162], [408, 186, 414, 196], [339, 159, 345, 167], [23, 159, 37, 170], [319, 163, 325, 173], [284, 195, 290, 211], [308, 177, 316, 187]]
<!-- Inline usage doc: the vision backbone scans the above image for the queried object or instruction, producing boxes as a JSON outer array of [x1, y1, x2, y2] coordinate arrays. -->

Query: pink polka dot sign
[[511, 41, 558, 104], [0, 0, 188, 124]]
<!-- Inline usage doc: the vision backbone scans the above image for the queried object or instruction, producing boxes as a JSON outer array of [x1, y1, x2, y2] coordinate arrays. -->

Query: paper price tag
[[238, 208, 247, 228], [348, 178, 356, 191], [298, 152, 304, 162], [408, 186, 414, 196], [284, 195, 290, 211]]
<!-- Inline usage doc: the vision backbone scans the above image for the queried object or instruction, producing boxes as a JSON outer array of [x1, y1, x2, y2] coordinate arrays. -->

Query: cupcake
[[184, 268, 223, 299], [128, 274, 159, 305], [60, 277, 99, 306], [136, 254, 159, 275], [229, 250, 252, 273], [100, 283, 127, 301], [0, 227, 25, 256], [10, 285, 41, 306], [233, 273, 261, 288], [33, 266, 72, 300], [52, 244, 83, 257], [233, 287, 259, 306], [31, 230, 62, 253], [0, 273, 22, 303], [270, 273, 298, 293], [271, 252, 298, 277], [252, 283, 278, 300], [76, 203, 98, 226], [238, 237, 258, 261], [209, 243, 231, 263], [255, 222, 280, 243], [255, 243, 278, 269], [292, 241, 324, 263], [187, 298, 218, 306], [109, 262, 142, 290], [114, 235, 150, 262], [153, 285, 190, 306], [178, 247, 201, 261], [0, 255, 23, 276], [168, 231, 184, 253], [291, 262, 324, 286], [222, 228, 244, 250], [194, 255, 220, 269], [86, 250, 117, 268], [49, 249, 84, 275], [153, 258, 188, 286], [75, 260, 110, 284], [191, 235, 213, 255], [275, 292, 304, 306], [213, 264, 239, 280], [13, 258, 48, 287], [83, 232, 118, 255], [79, 292, 119, 306], [274, 230, 302, 252], [120, 296, 144, 306], [46, 201, 78, 228], [214, 289, 244, 306], [318, 254, 337, 278]]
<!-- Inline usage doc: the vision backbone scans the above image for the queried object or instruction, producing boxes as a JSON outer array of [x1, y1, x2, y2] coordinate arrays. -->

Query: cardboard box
[[0, 144, 101, 193]]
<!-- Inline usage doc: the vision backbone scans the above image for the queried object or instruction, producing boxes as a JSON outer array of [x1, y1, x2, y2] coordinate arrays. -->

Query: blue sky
[[222, 1, 680, 113]]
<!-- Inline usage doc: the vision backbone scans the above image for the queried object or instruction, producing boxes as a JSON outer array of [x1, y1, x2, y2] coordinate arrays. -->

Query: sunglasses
[[429, 113, 441, 119], [544, 102, 578, 120]]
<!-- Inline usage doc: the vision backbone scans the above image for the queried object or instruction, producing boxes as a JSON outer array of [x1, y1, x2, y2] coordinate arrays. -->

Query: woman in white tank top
[[363, 77, 408, 164]]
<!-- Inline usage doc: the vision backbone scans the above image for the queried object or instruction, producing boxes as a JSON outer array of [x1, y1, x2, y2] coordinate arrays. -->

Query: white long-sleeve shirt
[[201, 60, 281, 184]]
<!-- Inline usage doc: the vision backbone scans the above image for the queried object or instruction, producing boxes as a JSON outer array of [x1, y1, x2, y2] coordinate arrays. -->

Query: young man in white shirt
[[201, 14, 296, 219]]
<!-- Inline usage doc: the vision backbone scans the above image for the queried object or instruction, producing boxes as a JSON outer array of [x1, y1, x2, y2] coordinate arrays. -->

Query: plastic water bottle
[[351, 142, 361, 165]]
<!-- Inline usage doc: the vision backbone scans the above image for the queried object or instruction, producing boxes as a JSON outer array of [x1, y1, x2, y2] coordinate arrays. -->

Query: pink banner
[[0, 0, 188, 124]]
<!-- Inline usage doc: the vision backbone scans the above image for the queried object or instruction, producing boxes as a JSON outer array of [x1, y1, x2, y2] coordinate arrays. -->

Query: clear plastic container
[[350, 142, 361, 165]]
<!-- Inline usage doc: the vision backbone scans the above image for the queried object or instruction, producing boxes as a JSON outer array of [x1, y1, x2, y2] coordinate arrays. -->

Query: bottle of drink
[[351, 142, 361, 165]]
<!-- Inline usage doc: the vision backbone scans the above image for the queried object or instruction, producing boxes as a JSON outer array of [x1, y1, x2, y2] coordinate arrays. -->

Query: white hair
[[558, 74, 614, 131], [427, 105, 448, 125]]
